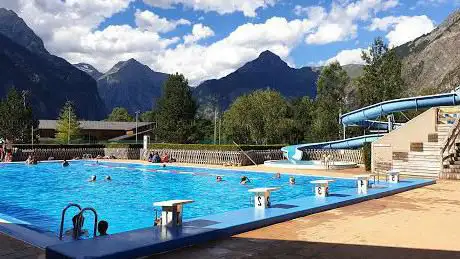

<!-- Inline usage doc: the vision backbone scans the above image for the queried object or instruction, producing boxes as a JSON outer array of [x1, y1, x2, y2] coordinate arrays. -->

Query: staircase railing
[[440, 117, 460, 171]]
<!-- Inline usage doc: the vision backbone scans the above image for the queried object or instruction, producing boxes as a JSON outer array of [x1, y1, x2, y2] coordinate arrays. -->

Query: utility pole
[[218, 116, 222, 145], [67, 107, 71, 144], [135, 111, 140, 144], [213, 108, 217, 144]]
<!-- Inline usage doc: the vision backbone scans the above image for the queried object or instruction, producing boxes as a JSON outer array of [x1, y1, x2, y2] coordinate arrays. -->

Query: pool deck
[[1, 162, 459, 258]]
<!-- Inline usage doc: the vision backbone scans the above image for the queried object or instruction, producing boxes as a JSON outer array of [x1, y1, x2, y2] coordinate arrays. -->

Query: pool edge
[[44, 178, 436, 258]]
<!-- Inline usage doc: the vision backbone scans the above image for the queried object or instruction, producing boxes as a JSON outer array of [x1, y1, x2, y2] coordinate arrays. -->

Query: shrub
[[363, 142, 372, 171]]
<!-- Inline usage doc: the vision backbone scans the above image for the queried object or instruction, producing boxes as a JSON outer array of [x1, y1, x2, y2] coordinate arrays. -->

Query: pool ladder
[[58, 203, 98, 240]]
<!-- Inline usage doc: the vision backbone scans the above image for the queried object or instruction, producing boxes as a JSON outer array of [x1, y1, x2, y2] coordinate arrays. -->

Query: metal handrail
[[232, 141, 257, 166], [440, 118, 460, 157], [76, 207, 98, 238], [59, 203, 82, 240]]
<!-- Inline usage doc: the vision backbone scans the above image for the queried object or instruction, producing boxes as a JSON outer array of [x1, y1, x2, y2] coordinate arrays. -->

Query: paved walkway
[[157, 180, 460, 259], [0, 234, 44, 259]]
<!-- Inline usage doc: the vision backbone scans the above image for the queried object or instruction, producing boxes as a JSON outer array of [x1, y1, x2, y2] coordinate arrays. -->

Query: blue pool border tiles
[[42, 178, 435, 258]]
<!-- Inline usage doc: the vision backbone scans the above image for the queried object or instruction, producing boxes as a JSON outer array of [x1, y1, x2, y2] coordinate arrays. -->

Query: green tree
[[357, 37, 405, 107], [140, 111, 155, 122], [223, 89, 291, 144], [0, 88, 38, 143], [107, 107, 134, 122], [290, 97, 315, 143], [312, 62, 349, 142], [55, 101, 81, 144], [155, 73, 197, 143]]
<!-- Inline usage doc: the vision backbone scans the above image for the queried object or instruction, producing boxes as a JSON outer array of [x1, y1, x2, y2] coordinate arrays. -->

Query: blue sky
[[2, 0, 459, 85], [100, 0, 457, 67]]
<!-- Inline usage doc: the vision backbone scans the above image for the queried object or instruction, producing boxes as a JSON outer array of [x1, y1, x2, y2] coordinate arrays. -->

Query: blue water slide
[[341, 91, 460, 126], [283, 90, 460, 161], [282, 134, 383, 160]]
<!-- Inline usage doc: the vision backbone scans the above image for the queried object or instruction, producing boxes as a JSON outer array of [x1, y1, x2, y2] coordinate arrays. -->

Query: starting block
[[354, 174, 375, 193], [153, 200, 194, 227], [310, 180, 334, 197], [387, 170, 400, 184], [248, 187, 281, 209]]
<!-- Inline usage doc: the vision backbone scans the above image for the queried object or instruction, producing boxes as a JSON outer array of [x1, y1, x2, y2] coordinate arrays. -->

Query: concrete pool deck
[[1, 162, 458, 258]]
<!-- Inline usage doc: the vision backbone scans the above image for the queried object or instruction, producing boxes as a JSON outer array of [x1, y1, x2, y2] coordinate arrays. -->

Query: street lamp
[[135, 111, 140, 144]]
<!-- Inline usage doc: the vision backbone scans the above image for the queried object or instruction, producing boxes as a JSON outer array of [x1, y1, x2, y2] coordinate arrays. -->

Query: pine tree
[[155, 73, 197, 143], [55, 101, 81, 144], [0, 88, 38, 143], [357, 37, 405, 107], [312, 62, 349, 142]]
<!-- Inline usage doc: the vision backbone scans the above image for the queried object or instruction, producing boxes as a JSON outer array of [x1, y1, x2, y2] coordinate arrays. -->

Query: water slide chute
[[283, 90, 460, 161]]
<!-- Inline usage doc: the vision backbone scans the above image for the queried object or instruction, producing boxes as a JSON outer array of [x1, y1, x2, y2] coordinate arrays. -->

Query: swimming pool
[[0, 161, 357, 236]]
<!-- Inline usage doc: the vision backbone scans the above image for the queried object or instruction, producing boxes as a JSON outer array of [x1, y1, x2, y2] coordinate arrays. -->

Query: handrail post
[[76, 207, 98, 238], [59, 203, 82, 240], [232, 141, 257, 166]]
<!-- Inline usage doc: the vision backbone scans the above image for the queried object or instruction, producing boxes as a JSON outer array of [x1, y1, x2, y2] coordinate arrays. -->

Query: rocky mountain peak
[[73, 63, 103, 79], [237, 50, 288, 73], [0, 8, 49, 55]]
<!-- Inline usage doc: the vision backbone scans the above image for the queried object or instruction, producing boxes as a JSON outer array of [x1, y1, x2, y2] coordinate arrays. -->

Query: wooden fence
[[14, 148, 104, 161], [11, 147, 362, 166], [141, 149, 284, 166], [302, 149, 364, 164]]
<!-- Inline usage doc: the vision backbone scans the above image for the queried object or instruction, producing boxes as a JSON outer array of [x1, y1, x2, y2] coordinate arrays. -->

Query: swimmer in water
[[289, 176, 296, 185], [88, 175, 96, 182], [240, 176, 250, 185], [273, 172, 281, 179], [62, 159, 69, 167], [105, 175, 112, 181], [216, 176, 223, 182]]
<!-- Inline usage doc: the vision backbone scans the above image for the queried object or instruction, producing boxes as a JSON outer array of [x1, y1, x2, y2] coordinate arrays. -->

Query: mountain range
[[1, 7, 460, 120], [193, 50, 318, 111], [395, 10, 460, 95], [0, 8, 105, 120]]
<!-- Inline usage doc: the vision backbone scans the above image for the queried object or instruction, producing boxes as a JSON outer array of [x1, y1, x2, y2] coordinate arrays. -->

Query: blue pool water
[[0, 161, 356, 236]]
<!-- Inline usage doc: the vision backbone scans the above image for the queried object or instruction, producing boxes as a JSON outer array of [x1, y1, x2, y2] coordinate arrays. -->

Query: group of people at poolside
[[147, 152, 176, 163], [216, 173, 296, 185], [65, 214, 109, 239], [0, 139, 13, 162], [25, 155, 39, 165]]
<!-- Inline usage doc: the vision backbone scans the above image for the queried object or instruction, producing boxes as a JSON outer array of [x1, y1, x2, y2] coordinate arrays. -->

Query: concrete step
[[442, 168, 460, 173], [393, 168, 440, 173], [439, 172, 460, 180]]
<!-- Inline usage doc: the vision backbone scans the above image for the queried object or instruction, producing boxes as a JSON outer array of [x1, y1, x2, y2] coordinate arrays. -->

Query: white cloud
[[135, 9, 190, 33], [369, 15, 435, 47], [326, 48, 366, 65], [142, 0, 277, 17], [0, 0, 408, 86], [155, 17, 314, 85], [183, 24, 214, 44], [299, 0, 399, 45]]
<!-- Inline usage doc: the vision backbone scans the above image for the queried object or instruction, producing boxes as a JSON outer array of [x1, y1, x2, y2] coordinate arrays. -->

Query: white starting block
[[387, 170, 400, 184], [248, 187, 280, 209], [153, 200, 194, 227], [310, 180, 334, 197], [354, 174, 375, 193]]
